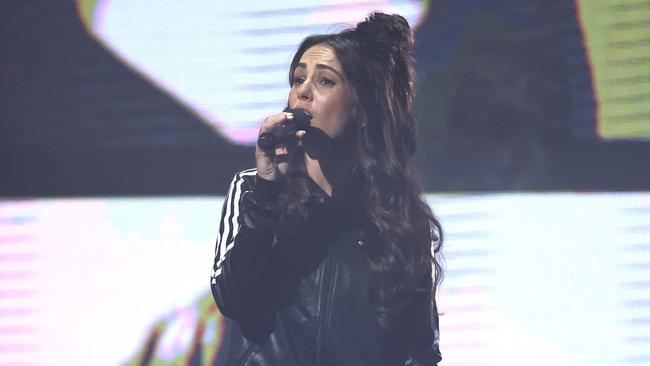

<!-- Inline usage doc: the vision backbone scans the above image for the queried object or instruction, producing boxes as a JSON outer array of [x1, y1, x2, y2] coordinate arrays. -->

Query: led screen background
[[1, 1, 649, 365], [1, 194, 649, 365], [1, 1, 649, 195]]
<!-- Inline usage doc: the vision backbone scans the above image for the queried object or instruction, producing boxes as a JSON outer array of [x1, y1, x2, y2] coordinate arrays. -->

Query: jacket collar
[[306, 165, 364, 204], [305, 166, 369, 228]]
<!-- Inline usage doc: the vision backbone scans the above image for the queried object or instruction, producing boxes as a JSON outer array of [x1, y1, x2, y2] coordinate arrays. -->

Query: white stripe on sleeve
[[213, 169, 257, 278]]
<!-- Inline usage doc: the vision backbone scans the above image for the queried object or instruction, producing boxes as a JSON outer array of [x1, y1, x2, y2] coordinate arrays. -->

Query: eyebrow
[[295, 63, 344, 80]]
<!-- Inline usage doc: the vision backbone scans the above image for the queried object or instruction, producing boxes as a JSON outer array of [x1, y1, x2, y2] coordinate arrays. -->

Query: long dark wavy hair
[[278, 12, 443, 332]]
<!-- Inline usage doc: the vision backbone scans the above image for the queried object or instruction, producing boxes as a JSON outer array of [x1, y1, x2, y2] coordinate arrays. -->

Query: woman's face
[[289, 44, 353, 139]]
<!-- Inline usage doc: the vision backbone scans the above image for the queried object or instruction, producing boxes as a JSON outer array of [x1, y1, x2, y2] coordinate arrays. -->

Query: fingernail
[[275, 146, 288, 155]]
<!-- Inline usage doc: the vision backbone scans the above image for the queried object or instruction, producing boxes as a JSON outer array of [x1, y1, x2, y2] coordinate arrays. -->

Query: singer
[[211, 12, 443, 366]]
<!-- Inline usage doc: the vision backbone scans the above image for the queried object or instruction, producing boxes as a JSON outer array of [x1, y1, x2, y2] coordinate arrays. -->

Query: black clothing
[[210, 168, 441, 365]]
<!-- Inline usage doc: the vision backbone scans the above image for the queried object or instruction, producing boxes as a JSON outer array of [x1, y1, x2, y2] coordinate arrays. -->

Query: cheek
[[332, 93, 352, 119], [327, 101, 353, 135], [288, 89, 298, 105]]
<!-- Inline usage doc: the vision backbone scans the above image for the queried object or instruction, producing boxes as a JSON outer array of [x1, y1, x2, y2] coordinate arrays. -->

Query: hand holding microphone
[[257, 108, 312, 153], [255, 107, 312, 181]]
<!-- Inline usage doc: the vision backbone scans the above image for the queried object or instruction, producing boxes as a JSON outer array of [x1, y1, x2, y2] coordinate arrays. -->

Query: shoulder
[[231, 167, 258, 180], [225, 168, 258, 193], [225, 168, 282, 206]]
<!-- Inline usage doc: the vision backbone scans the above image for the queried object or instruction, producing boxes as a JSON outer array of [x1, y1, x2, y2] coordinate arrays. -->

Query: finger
[[276, 159, 289, 175], [275, 145, 288, 156], [261, 112, 293, 133]]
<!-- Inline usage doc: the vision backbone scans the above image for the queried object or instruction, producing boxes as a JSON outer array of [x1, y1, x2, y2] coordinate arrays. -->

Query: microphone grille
[[284, 108, 312, 130]]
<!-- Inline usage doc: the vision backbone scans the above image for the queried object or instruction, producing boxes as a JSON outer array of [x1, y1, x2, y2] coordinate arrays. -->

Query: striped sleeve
[[211, 168, 257, 281]]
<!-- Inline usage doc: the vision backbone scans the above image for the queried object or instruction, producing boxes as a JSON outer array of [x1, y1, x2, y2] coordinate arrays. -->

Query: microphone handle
[[257, 108, 311, 152]]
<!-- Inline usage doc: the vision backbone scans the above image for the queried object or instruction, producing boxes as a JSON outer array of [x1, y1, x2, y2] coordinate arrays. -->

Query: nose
[[296, 80, 313, 102]]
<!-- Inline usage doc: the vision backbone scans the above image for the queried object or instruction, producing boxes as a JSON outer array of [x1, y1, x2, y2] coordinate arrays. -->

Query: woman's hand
[[255, 111, 306, 181]]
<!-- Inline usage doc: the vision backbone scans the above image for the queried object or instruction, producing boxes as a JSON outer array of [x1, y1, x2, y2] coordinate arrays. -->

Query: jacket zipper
[[316, 248, 338, 366]]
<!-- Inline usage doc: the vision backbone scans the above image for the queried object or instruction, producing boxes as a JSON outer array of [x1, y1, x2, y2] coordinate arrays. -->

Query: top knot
[[355, 12, 413, 56]]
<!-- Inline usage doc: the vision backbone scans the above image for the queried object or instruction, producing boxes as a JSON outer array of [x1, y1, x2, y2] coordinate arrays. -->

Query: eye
[[293, 76, 305, 85], [319, 78, 335, 86]]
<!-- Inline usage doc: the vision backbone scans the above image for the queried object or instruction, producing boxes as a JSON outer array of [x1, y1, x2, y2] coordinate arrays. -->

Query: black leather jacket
[[210, 168, 441, 365]]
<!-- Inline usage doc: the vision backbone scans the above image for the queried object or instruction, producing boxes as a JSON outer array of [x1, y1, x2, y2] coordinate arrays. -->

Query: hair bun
[[355, 12, 413, 54]]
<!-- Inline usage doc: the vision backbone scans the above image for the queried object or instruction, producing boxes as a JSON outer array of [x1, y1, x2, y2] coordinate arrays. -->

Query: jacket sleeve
[[403, 226, 443, 366], [209, 170, 330, 342], [402, 272, 442, 366], [210, 170, 282, 321]]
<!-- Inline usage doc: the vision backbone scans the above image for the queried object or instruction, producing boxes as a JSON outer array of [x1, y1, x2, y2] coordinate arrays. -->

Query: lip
[[292, 105, 313, 119]]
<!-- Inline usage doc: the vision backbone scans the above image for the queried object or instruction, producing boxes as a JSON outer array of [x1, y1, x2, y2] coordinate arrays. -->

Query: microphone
[[257, 107, 312, 152]]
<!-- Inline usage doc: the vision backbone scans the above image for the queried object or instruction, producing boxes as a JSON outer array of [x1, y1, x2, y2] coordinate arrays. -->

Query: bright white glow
[[1, 193, 649, 365]]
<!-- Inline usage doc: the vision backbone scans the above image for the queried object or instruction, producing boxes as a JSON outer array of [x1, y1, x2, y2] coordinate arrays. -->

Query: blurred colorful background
[[1, 1, 649, 365]]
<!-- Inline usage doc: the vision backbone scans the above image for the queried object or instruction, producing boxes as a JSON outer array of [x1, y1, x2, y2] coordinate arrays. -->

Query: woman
[[211, 12, 443, 366]]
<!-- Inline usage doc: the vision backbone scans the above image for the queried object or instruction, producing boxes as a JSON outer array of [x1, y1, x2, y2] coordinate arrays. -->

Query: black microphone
[[257, 107, 312, 152]]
